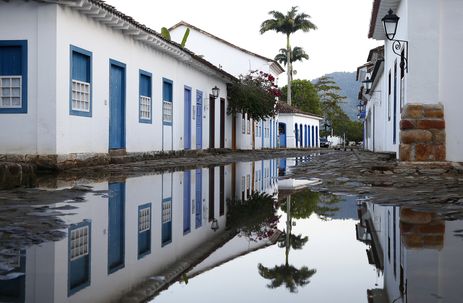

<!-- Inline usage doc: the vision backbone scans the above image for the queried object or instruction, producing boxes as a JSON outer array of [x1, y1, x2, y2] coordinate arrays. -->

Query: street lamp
[[362, 77, 372, 92], [211, 86, 220, 99], [211, 218, 219, 231], [381, 9, 399, 40], [381, 9, 408, 72]]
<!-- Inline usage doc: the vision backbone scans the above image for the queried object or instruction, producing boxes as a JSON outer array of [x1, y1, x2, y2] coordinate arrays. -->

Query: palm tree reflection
[[258, 194, 317, 293]]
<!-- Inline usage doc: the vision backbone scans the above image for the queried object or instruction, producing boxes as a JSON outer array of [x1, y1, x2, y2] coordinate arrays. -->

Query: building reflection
[[356, 200, 463, 303], [0, 159, 279, 303]]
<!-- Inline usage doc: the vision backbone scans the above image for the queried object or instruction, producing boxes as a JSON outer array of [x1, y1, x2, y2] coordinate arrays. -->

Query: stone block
[[417, 119, 445, 129], [400, 208, 433, 224], [400, 119, 416, 130], [416, 144, 434, 161], [432, 129, 446, 144], [416, 222, 445, 234], [424, 107, 444, 118], [399, 144, 412, 161], [435, 144, 446, 161], [400, 129, 433, 144], [402, 104, 424, 119]]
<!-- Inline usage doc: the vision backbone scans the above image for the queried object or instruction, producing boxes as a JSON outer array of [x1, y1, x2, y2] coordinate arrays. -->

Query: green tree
[[274, 47, 309, 83], [257, 263, 316, 293], [260, 7, 317, 106], [281, 80, 321, 115]]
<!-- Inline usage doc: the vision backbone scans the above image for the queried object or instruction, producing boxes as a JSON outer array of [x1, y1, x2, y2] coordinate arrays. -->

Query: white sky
[[105, 0, 382, 82]]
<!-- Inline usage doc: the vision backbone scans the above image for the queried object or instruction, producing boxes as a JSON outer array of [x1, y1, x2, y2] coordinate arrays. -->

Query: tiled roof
[[169, 21, 285, 75], [276, 101, 323, 119], [39, 0, 236, 83]]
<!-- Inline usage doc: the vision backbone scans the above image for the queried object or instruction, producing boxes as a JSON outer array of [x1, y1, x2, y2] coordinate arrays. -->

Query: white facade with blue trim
[[170, 21, 284, 150], [0, 0, 234, 164]]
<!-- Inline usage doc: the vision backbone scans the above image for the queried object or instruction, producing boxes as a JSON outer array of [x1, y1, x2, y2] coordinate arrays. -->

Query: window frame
[[162, 78, 173, 126], [69, 45, 92, 117], [139, 70, 152, 124], [68, 220, 92, 296], [0, 40, 28, 114], [138, 203, 152, 259]]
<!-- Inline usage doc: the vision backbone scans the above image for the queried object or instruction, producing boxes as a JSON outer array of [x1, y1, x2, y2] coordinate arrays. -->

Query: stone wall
[[399, 104, 446, 161]]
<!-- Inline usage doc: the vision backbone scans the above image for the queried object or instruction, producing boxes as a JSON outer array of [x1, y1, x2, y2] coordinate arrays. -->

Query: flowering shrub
[[228, 70, 281, 121], [227, 192, 280, 242]]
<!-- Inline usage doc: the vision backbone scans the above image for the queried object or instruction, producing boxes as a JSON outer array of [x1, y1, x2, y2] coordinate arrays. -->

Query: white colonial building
[[0, 0, 235, 168], [276, 102, 322, 148], [170, 21, 285, 150], [359, 0, 463, 162]]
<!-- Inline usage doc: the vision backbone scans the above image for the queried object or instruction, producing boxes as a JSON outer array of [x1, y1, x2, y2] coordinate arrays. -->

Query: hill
[[312, 71, 360, 120]]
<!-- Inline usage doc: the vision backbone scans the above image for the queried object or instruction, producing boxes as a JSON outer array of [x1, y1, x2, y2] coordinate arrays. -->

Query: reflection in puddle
[[0, 157, 462, 302], [356, 201, 463, 303]]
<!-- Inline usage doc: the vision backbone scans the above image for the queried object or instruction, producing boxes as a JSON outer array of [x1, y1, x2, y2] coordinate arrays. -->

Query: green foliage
[[279, 190, 340, 219], [314, 75, 363, 140], [228, 71, 281, 121], [180, 28, 190, 48], [258, 263, 316, 293], [227, 192, 280, 241], [274, 47, 309, 66], [161, 27, 171, 41], [281, 80, 321, 115], [260, 7, 317, 37]]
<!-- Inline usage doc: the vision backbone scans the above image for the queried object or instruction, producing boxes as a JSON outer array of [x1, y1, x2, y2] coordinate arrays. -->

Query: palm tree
[[274, 47, 309, 66], [274, 47, 309, 83], [260, 7, 317, 106]]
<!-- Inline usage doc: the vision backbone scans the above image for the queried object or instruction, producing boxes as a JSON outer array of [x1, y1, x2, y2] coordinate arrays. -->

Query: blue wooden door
[[279, 123, 286, 147], [316, 126, 319, 147], [183, 170, 191, 234], [184, 88, 192, 150], [108, 182, 125, 273], [270, 120, 273, 148], [312, 126, 315, 147], [109, 60, 125, 149], [196, 91, 203, 149], [195, 169, 202, 228]]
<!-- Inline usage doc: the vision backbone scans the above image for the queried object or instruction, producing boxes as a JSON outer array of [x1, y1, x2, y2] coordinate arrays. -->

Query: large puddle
[[0, 158, 462, 303]]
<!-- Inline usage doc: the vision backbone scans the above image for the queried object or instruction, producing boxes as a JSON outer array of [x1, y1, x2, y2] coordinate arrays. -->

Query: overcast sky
[[105, 0, 381, 82]]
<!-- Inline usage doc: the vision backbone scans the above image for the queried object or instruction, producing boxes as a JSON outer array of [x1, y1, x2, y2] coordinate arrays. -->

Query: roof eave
[[368, 0, 401, 40]]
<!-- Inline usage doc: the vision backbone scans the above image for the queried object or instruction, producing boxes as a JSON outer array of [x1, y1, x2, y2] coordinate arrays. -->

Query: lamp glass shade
[[382, 9, 399, 40], [212, 86, 220, 98]]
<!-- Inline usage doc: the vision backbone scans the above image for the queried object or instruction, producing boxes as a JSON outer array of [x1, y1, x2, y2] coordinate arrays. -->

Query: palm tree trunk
[[285, 195, 291, 266], [286, 34, 292, 106]]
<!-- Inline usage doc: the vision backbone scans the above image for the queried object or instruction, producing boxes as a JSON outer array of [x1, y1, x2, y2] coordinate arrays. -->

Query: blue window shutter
[[163, 79, 173, 102], [140, 74, 151, 97], [0, 40, 28, 114], [71, 51, 90, 82], [0, 46, 22, 75]]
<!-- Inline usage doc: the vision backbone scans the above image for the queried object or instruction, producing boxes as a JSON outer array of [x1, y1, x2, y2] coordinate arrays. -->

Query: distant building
[[170, 21, 285, 150], [359, 0, 463, 161], [276, 101, 322, 148]]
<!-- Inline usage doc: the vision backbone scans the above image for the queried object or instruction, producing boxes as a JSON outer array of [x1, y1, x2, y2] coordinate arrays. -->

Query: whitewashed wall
[[171, 24, 282, 151], [54, 6, 231, 155], [0, 1, 57, 154], [375, 0, 463, 161], [170, 25, 278, 80]]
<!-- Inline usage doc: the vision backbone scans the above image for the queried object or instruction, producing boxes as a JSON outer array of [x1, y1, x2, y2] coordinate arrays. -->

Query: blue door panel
[[108, 182, 125, 273], [316, 126, 319, 147], [183, 171, 191, 233], [109, 62, 125, 149], [196, 91, 203, 149], [195, 169, 202, 228], [311, 126, 315, 147], [184, 89, 192, 149]]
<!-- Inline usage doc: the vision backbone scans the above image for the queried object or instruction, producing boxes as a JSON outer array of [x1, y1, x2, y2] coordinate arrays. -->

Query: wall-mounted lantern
[[212, 86, 220, 99], [382, 9, 408, 72], [211, 218, 219, 231], [362, 77, 372, 92]]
